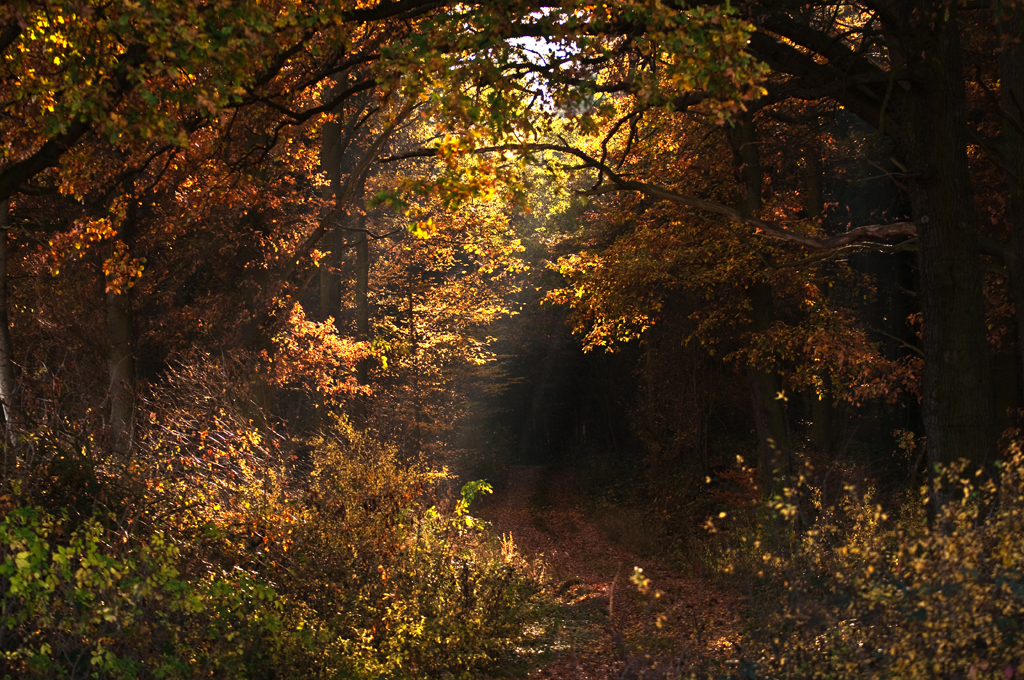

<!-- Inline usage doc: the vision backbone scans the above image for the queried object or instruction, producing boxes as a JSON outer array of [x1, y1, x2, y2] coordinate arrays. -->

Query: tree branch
[[0, 41, 150, 202], [276, 100, 415, 287], [0, 20, 22, 57], [0, 120, 92, 203], [383, 141, 917, 251], [340, 0, 446, 22], [746, 31, 889, 132], [585, 181, 914, 250]]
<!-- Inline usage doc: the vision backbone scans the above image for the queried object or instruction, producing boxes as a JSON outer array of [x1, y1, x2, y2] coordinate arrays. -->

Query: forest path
[[476, 465, 743, 679]]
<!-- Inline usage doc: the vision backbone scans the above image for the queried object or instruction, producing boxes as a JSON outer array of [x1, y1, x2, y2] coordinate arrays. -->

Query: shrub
[[0, 505, 284, 679], [0, 411, 550, 679], [702, 447, 1024, 679], [268, 417, 550, 679]]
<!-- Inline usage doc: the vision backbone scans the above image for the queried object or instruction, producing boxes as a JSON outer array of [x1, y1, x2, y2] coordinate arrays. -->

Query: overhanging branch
[[582, 181, 916, 251], [381, 141, 918, 252]]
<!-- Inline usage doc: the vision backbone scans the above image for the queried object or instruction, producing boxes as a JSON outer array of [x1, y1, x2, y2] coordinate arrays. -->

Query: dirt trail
[[477, 466, 743, 679]]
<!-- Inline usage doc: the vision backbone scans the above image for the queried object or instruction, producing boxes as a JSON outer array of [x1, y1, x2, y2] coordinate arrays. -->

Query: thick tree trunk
[[0, 200, 20, 445], [319, 80, 370, 376], [732, 118, 791, 493], [902, 19, 994, 469], [319, 228, 344, 324], [318, 84, 373, 419], [1001, 8, 1024, 411], [98, 200, 140, 457], [319, 100, 343, 324]]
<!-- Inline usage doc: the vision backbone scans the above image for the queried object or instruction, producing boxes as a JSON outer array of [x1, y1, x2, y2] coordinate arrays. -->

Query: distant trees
[[743, 1, 1006, 472], [0, 0, 534, 458], [476, 1, 1021, 481], [0, 0, 1016, 520]]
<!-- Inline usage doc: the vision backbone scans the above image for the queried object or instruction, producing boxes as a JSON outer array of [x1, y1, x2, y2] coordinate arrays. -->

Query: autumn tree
[[424, 0, 1010, 475], [0, 0, 530, 455]]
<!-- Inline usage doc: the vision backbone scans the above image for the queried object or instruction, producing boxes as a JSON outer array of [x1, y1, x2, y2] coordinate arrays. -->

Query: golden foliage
[[705, 449, 1024, 679]]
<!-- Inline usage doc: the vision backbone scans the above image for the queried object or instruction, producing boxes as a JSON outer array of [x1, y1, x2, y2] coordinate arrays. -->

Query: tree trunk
[[0, 199, 20, 446], [344, 170, 371, 428], [319, 97, 343, 324], [318, 83, 372, 419], [354, 213, 369, 386], [749, 281, 791, 493], [345, 163, 370, 388], [407, 275, 422, 455], [803, 145, 823, 221], [902, 18, 994, 469], [106, 284, 135, 456], [319, 228, 344, 324], [803, 144, 832, 453], [1002, 7, 1024, 414], [732, 117, 791, 493]]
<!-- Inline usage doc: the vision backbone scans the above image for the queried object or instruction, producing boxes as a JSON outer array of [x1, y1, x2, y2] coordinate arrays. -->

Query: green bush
[[0, 414, 550, 679], [0, 505, 284, 679]]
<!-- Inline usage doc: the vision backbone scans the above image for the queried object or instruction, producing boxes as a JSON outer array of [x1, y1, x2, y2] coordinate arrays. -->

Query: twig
[[609, 563, 621, 619]]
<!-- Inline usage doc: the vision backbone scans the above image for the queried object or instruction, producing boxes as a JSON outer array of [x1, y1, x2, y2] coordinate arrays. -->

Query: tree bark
[[732, 117, 791, 494], [104, 200, 140, 456], [316, 82, 375, 420], [899, 17, 994, 469], [1001, 6, 1024, 408], [319, 228, 344, 324], [354, 212, 370, 386], [319, 88, 343, 324], [748, 281, 791, 493], [0, 200, 20, 445], [803, 143, 832, 453]]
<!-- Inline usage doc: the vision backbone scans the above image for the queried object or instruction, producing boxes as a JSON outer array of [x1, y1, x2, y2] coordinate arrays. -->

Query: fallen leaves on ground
[[477, 465, 744, 679]]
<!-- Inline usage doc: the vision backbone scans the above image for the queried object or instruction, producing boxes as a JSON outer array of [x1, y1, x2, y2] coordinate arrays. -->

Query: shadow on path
[[477, 465, 743, 679]]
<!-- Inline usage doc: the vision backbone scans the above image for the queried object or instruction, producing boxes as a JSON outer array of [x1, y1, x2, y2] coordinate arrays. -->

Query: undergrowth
[[688, 446, 1024, 679], [0, 414, 550, 679]]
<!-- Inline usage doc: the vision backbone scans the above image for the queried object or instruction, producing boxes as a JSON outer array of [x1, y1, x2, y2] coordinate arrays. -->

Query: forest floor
[[476, 466, 746, 680]]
